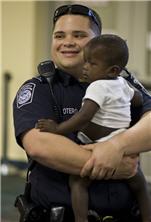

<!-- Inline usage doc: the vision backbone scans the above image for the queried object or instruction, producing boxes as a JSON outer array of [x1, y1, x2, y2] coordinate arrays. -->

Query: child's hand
[[35, 119, 58, 133]]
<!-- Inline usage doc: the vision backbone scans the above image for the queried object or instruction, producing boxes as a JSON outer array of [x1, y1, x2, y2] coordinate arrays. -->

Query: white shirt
[[83, 76, 134, 128]]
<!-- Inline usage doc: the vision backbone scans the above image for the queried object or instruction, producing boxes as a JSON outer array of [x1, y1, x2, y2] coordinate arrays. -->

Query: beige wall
[[90, 1, 151, 81], [1, 2, 151, 178], [2, 1, 36, 160], [1, 1, 57, 161]]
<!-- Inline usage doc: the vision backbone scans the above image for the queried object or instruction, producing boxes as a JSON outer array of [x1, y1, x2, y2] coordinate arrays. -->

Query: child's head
[[83, 34, 129, 82]]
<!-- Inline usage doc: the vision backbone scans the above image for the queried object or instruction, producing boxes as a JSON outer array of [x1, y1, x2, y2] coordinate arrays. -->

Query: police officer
[[13, 4, 151, 222]]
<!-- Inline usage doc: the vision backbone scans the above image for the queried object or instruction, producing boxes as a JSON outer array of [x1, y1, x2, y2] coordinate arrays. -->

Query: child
[[36, 34, 151, 222]]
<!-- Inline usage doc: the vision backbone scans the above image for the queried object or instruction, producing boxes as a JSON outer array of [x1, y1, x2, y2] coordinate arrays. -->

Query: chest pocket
[[54, 83, 84, 122]]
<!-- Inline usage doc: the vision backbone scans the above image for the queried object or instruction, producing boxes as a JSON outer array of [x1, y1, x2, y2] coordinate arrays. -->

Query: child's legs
[[69, 175, 91, 222], [127, 167, 151, 221]]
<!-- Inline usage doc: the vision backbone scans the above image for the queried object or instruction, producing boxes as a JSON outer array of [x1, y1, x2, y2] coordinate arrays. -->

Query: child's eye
[[91, 62, 96, 65], [88, 61, 97, 66]]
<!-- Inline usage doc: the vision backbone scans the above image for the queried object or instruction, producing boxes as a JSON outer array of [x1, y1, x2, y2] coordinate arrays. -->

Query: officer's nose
[[63, 36, 76, 47]]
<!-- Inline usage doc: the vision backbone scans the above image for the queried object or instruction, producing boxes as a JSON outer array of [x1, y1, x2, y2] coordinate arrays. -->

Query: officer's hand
[[35, 119, 58, 133], [80, 140, 124, 179], [111, 155, 139, 179]]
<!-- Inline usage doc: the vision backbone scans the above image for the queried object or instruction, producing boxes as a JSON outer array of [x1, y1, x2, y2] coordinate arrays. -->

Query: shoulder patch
[[17, 83, 36, 108]]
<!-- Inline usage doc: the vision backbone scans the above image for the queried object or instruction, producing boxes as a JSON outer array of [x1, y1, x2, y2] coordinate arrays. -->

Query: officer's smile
[[61, 50, 80, 57], [61, 50, 79, 54]]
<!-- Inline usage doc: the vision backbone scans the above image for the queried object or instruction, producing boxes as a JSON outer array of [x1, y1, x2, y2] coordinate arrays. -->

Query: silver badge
[[17, 83, 36, 108]]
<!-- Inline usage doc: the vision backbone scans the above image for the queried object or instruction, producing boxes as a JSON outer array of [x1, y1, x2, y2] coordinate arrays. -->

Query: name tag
[[63, 107, 78, 115]]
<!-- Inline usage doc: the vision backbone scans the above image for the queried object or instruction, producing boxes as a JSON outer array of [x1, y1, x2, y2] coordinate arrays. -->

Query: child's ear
[[107, 65, 121, 78]]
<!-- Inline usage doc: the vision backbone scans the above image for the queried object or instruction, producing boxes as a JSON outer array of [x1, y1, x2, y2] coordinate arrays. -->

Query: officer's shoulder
[[22, 75, 45, 85], [32, 75, 45, 83], [16, 75, 46, 96]]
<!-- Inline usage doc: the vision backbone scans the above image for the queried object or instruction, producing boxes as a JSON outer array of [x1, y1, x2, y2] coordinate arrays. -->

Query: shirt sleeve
[[122, 71, 151, 124], [120, 77, 134, 100], [121, 70, 151, 112], [83, 81, 107, 107], [13, 78, 56, 147]]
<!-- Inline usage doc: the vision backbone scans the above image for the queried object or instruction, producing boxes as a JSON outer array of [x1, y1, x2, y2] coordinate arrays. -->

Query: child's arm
[[56, 99, 99, 135], [36, 99, 99, 135]]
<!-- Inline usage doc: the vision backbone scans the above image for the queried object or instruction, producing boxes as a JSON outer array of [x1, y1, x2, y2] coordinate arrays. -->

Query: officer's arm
[[114, 111, 151, 155], [22, 128, 91, 175], [80, 111, 151, 179]]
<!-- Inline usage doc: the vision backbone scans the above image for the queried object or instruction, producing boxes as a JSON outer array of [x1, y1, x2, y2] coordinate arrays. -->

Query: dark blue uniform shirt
[[13, 68, 151, 215]]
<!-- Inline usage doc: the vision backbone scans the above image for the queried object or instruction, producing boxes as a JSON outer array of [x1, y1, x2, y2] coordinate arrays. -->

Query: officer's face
[[51, 15, 97, 78]]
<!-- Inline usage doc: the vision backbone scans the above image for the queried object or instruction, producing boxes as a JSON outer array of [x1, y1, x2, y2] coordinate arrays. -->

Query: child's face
[[83, 48, 110, 83]]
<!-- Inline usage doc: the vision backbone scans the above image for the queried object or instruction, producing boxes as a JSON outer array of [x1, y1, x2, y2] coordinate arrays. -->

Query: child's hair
[[85, 34, 129, 68]]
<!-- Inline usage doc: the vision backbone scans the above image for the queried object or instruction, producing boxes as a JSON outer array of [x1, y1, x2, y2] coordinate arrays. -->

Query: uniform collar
[[55, 68, 80, 86]]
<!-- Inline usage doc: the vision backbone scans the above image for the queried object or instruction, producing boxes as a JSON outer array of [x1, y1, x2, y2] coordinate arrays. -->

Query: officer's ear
[[107, 65, 121, 79]]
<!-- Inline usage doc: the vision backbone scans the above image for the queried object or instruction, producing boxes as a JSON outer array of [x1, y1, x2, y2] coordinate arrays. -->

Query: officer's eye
[[73, 32, 88, 39], [53, 32, 65, 39]]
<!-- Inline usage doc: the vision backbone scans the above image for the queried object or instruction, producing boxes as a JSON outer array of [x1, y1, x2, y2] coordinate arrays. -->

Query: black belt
[[15, 194, 141, 222], [34, 206, 141, 222]]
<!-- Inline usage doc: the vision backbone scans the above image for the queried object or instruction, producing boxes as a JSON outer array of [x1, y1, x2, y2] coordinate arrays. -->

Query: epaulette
[[121, 69, 151, 97], [33, 75, 43, 82]]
